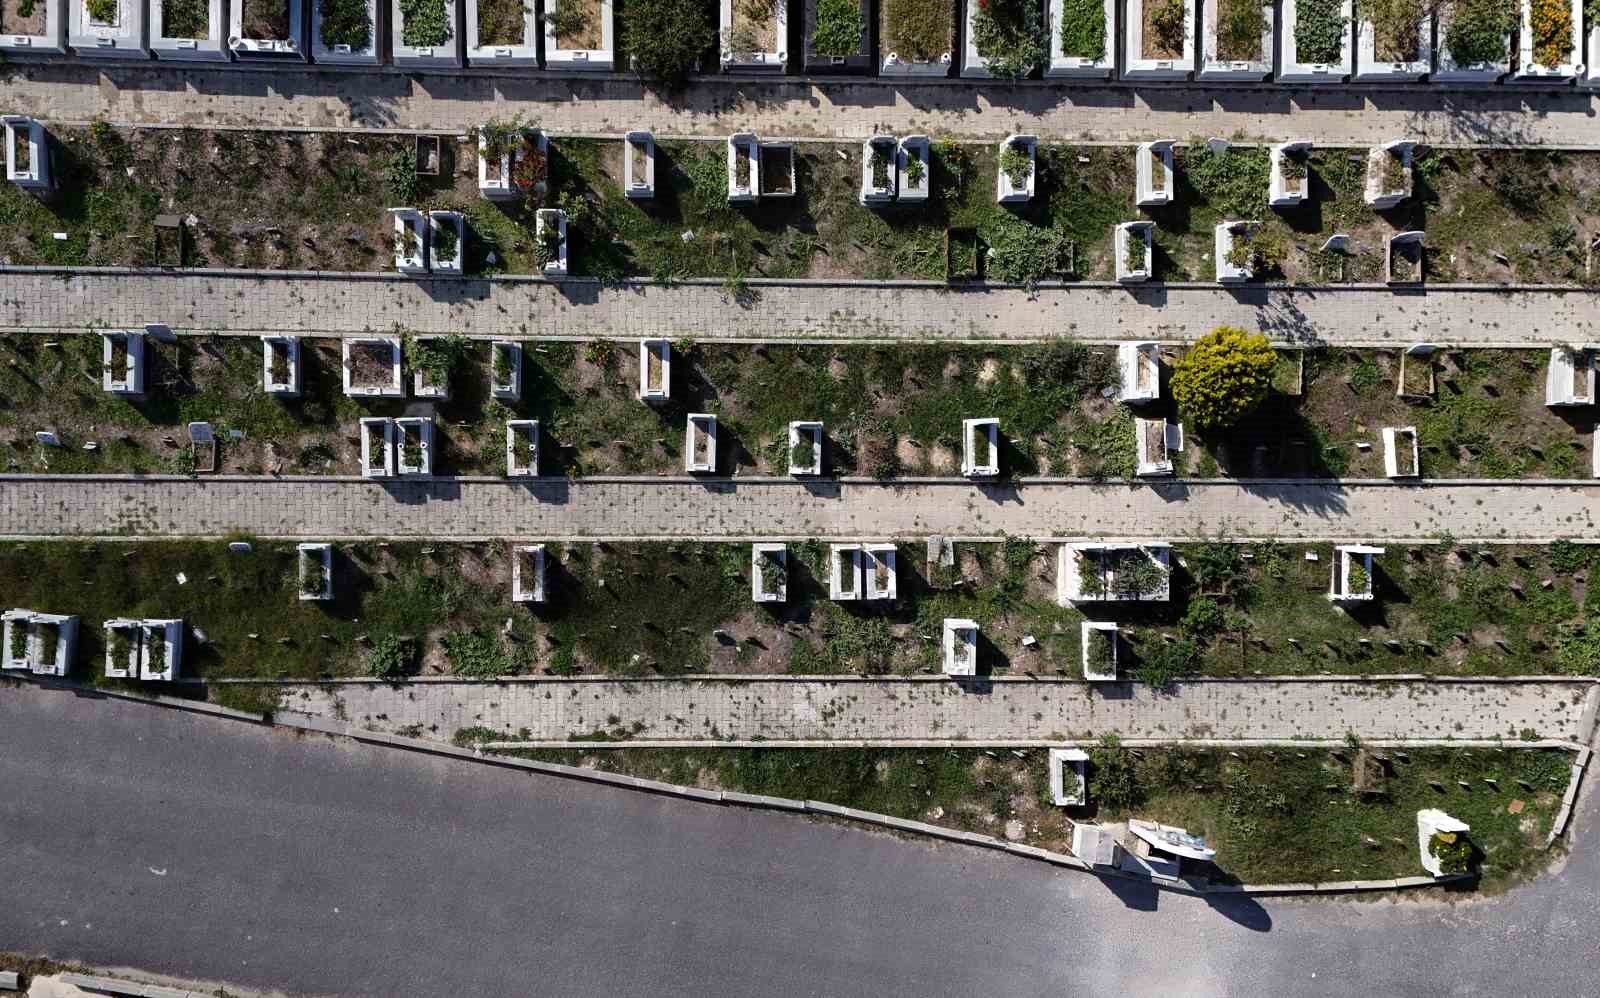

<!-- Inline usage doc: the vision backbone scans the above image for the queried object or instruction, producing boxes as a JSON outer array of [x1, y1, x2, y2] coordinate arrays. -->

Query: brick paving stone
[[4, 64, 1599, 147], [265, 678, 1593, 744], [0, 476, 1594, 542], [2, 270, 1598, 346]]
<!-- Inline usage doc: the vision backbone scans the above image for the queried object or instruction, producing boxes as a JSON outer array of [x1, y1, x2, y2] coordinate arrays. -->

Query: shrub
[[1149, 0, 1186, 53], [1444, 0, 1514, 64], [1429, 831, 1473, 874], [1216, 0, 1264, 60], [443, 626, 512, 677], [1183, 144, 1269, 217], [1556, 619, 1600, 675], [1089, 734, 1143, 809], [1171, 326, 1276, 431], [1532, 0, 1573, 68], [400, 0, 452, 46], [319, 0, 372, 49], [883, 0, 952, 59], [367, 633, 416, 678], [1180, 596, 1226, 637], [1057, 0, 1106, 57], [971, 0, 1048, 78], [812, 0, 864, 55], [386, 147, 418, 204], [1366, 0, 1422, 60], [1293, 0, 1347, 63], [162, 0, 211, 38], [86, 0, 117, 21], [1135, 637, 1195, 689], [623, 0, 713, 86]]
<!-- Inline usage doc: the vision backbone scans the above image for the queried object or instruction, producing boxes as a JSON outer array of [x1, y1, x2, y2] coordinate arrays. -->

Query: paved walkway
[[4, 270, 1599, 346], [5, 64, 1600, 147], [263, 677, 1594, 743], [2, 475, 1596, 542]]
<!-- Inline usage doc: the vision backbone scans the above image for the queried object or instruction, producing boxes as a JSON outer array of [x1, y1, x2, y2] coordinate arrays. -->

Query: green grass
[[1091, 744, 1567, 886], [487, 744, 1569, 889]]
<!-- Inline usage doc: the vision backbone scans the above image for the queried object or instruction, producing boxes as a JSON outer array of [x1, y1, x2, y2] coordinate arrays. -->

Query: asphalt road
[[1, 684, 1595, 998]]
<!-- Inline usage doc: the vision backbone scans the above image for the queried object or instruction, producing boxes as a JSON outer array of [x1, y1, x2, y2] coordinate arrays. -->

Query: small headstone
[[1305, 551, 1319, 561], [1483, 778, 1499, 790], [1021, 635, 1037, 647], [176, 572, 188, 585], [229, 429, 245, 441], [1205, 137, 1230, 154], [35, 431, 60, 447], [144, 323, 176, 343], [228, 541, 252, 554], [1321, 234, 1351, 253], [82, 442, 97, 451], [1457, 780, 1472, 790], [192, 627, 207, 643]]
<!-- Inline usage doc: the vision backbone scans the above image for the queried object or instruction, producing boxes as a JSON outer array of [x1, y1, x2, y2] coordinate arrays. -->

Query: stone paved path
[[261, 677, 1594, 744], [4, 270, 1598, 346], [4, 64, 1598, 147], [3, 476, 1595, 542]]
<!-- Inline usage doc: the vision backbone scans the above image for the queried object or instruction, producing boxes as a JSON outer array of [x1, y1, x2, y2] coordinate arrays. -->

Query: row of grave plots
[[9, 121, 1600, 286], [0, 0, 616, 66], [4, 0, 1600, 88], [5, 532, 1594, 682], [21, 330, 1599, 479]]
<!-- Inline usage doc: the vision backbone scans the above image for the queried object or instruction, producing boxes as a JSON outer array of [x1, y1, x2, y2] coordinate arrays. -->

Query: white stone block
[[1134, 417, 1180, 475], [0, 0, 67, 52], [491, 339, 522, 400], [1363, 141, 1413, 209], [829, 543, 862, 601], [543, 0, 613, 68], [1049, 747, 1090, 805], [962, 417, 999, 477], [536, 207, 568, 276], [101, 330, 144, 395], [942, 617, 978, 675], [1353, 6, 1430, 79], [389, 207, 428, 274], [1329, 544, 1383, 602], [1198, 0, 1272, 78], [342, 336, 403, 397], [1047, 0, 1113, 75], [512, 544, 546, 602], [261, 336, 300, 396], [751, 543, 788, 602], [685, 412, 717, 473], [151, 0, 226, 58], [1269, 141, 1312, 207], [229, 0, 305, 57], [624, 131, 655, 199], [505, 419, 539, 476], [69, 0, 147, 55], [428, 209, 465, 275], [296, 542, 333, 601], [138, 618, 182, 681], [1136, 141, 1176, 207], [359, 416, 394, 478], [311, 0, 378, 62], [1114, 224, 1154, 284], [860, 135, 898, 205], [863, 543, 897, 600], [1382, 425, 1419, 478], [996, 134, 1036, 204], [3, 116, 49, 190], [1058, 543, 1172, 603], [1417, 809, 1470, 877], [465, 0, 536, 63], [897, 134, 931, 202], [103, 618, 143, 678], [788, 420, 823, 475], [727, 132, 760, 203], [1117, 340, 1160, 401], [3, 609, 77, 677], [1512, 0, 1581, 80], [638, 339, 671, 401], [1386, 230, 1424, 284], [477, 129, 548, 201], [1278, 0, 1351, 81], [394, 416, 433, 475], [1081, 620, 1119, 680], [1546, 345, 1596, 406], [393, 0, 461, 66], [722, 0, 787, 69], [1124, 0, 1194, 77]]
